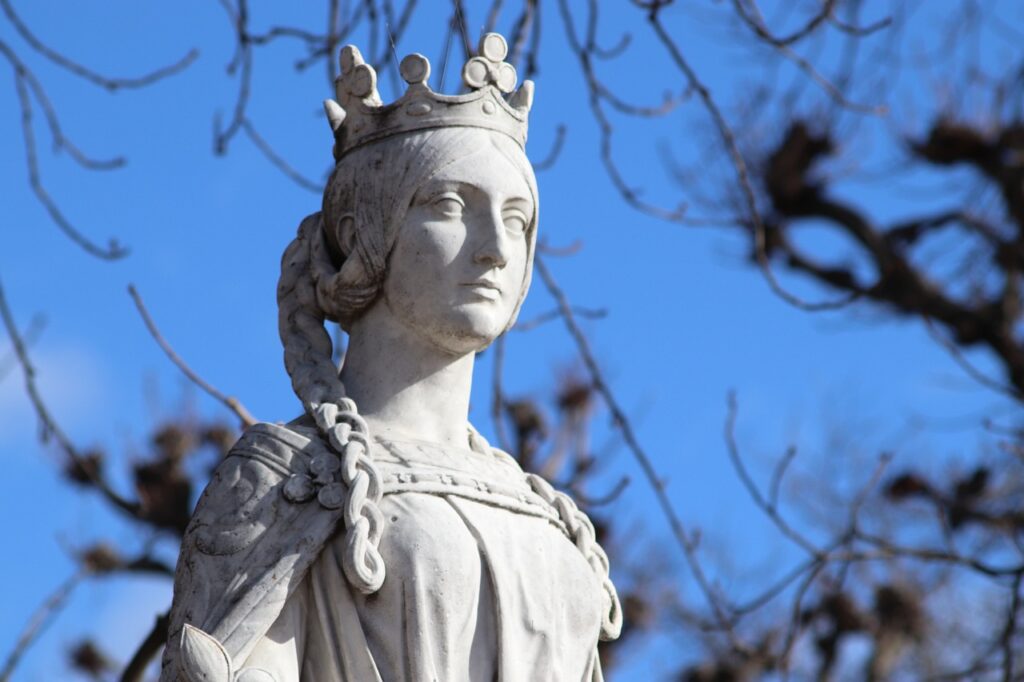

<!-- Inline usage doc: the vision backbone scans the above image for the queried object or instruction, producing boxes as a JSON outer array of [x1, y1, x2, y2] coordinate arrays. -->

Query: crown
[[322, 32, 534, 162]]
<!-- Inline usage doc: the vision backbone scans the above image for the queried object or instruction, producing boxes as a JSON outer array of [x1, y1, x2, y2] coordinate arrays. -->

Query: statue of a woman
[[161, 33, 621, 682]]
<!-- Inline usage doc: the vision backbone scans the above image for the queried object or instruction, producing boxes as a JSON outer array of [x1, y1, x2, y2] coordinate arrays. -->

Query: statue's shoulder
[[164, 421, 342, 679], [224, 419, 320, 472], [487, 445, 525, 473], [186, 420, 327, 557]]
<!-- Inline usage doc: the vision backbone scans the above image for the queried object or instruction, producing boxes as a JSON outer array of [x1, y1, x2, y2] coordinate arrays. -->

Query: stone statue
[[161, 33, 621, 682]]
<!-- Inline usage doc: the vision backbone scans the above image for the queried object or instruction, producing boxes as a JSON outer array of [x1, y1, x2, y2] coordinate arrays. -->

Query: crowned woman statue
[[161, 33, 621, 682]]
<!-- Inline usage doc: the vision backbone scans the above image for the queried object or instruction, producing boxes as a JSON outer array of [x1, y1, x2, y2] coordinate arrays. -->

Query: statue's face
[[381, 140, 534, 355]]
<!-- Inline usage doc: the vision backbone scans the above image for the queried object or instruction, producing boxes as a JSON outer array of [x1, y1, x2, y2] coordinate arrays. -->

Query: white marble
[[162, 33, 620, 682]]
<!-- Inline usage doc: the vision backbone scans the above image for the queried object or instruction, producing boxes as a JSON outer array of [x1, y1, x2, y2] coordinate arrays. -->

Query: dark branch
[[128, 285, 258, 427], [1, 0, 196, 91]]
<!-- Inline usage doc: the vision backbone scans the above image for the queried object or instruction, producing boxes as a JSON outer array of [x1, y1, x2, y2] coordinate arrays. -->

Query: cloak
[[161, 422, 619, 681]]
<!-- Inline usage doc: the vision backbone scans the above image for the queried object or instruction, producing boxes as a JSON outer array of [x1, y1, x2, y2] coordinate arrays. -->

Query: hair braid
[[277, 212, 386, 594], [278, 213, 344, 411]]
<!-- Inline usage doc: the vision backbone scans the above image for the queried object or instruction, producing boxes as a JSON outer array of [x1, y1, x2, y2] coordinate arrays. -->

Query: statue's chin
[[420, 305, 510, 356]]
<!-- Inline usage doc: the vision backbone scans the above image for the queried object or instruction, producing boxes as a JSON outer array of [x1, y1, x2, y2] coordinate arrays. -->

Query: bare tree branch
[[0, 0, 197, 91], [119, 612, 169, 682], [1, 41, 128, 260], [533, 254, 744, 648], [128, 285, 257, 427], [644, 6, 860, 311], [0, 312, 44, 383], [0, 570, 86, 682], [0, 278, 141, 516], [241, 119, 324, 193]]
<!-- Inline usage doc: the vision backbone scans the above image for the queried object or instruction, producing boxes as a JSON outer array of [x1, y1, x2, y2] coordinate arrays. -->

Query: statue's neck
[[339, 305, 475, 451]]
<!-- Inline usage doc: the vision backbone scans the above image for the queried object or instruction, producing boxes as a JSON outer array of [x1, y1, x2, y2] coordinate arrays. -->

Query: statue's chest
[[347, 489, 603, 677], [332, 437, 605, 674]]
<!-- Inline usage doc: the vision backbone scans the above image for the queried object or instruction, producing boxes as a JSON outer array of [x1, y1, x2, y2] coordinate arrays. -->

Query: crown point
[[509, 80, 534, 112], [323, 99, 347, 132], [479, 33, 508, 63], [340, 45, 364, 75], [399, 53, 431, 85]]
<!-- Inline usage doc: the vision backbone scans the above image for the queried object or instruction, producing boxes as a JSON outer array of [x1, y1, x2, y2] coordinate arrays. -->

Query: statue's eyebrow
[[503, 195, 532, 208], [411, 178, 459, 202], [415, 177, 532, 207]]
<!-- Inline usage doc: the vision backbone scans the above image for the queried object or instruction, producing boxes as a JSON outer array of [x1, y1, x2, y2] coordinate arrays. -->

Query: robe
[[162, 421, 617, 682]]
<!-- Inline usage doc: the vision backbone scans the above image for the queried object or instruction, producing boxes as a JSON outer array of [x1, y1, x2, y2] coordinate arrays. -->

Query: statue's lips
[[460, 280, 502, 300]]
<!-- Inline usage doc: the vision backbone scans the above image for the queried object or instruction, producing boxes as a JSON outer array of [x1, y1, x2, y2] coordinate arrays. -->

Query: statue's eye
[[432, 194, 464, 217], [503, 209, 528, 234]]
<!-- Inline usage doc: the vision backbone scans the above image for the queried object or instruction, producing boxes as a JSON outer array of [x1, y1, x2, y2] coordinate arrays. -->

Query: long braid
[[278, 213, 344, 411], [277, 212, 386, 594]]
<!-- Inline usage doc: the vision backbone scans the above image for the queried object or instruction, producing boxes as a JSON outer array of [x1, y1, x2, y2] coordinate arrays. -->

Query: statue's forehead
[[419, 147, 534, 203]]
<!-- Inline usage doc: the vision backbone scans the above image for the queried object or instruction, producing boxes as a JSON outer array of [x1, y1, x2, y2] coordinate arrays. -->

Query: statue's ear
[[329, 213, 357, 260]]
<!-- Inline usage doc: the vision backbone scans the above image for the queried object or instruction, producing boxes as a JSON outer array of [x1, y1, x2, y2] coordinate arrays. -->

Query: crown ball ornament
[[323, 32, 534, 162], [399, 53, 431, 85]]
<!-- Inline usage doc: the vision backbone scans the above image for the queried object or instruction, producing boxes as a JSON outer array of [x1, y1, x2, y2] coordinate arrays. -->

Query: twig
[[730, 0, 838, 48], [484, 0, 503, 35], [0, 570, 86, 682], [922, 316, 1023, 401], [1001, 573, 1022, 681], [452, 0, 473, 61], [437, 9, 456, 91], [0, 0, 197, 91], [571, 475, 630, 507], [8, 52, 124, 171], [556, 0, 695, 225], [241, 119, 323, 193], [778, 560, 826, 667], [326, 0, 341, 85], [532, 124, 568, 172], [828, 13, 892, 38], [767, 444, 797, 510], [507, 0, 535, 70], [538, 239, 584, 257], [0, 313, 45, 382], [0, 279, 141, 516], [513, 306, 606, 332], [644, 7, 858, 311], [724, 392, 821, 556], [2, 43, 128, 260], [119, 611, 170, 682], [214, 0, 253, 155], [533, 255, 741, 643], [128, 285, 257, 427], [772, 39, 885, 114], [593, 32, 631, 60]]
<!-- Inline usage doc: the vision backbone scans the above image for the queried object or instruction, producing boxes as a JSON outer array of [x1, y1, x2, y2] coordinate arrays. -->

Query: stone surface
[[162, 33, 620, 682]]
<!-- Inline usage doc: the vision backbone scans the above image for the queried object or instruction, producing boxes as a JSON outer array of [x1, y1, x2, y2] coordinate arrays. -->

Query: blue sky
[[1, 1, 1020, 679]]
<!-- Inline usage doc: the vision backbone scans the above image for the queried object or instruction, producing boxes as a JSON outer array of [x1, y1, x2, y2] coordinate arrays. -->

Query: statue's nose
[[472, 207, 512, 268]]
